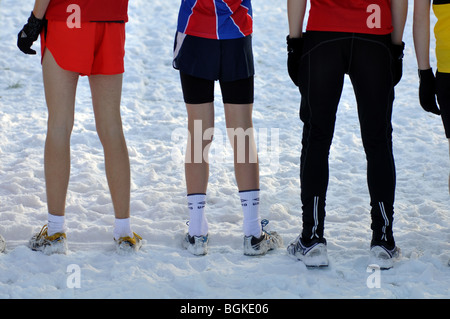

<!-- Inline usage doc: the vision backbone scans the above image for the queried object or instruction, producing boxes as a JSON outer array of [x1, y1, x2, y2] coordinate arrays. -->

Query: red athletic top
[[177, 0, 253, 40], [45, 0, 129, 22], [306, 0, 393, 35]]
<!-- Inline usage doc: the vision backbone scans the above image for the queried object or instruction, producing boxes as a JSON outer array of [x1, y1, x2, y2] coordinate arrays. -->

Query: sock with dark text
[[187, 193, 208, 237], [240, 189, 261, 238]]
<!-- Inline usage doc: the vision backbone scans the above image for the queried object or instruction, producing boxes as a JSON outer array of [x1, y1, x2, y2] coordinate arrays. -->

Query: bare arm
[[413, 0, 432, 70], [32, 0, 51, 19], [287, 0, 307, 38], [391, 0, 408, 45]]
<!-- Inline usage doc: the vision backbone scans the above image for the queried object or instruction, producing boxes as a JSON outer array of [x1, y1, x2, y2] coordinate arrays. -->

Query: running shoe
[[182, 233, 209, 256], [369, 242, 400, 269], [243, 219, 283, 256], [115, 232, 143, 254], [29, 224, 68, 255], [287, 235, 329, 267]]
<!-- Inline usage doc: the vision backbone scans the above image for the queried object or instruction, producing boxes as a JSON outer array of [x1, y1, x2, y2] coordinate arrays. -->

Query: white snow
[[0, 0, 448, 299]]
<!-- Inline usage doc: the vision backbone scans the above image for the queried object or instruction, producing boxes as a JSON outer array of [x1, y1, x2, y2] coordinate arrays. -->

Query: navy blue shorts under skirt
[[173, 32, 254, 82]]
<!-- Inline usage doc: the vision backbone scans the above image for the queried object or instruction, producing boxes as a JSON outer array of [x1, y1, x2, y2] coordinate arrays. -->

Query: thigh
[[219, 76, 254, 105], [349, 35, 394, 139], [89, 74, 124, 129], [180, 72, 215, 104], [42, 48, 79, 126], [299, 32, 347, 136]]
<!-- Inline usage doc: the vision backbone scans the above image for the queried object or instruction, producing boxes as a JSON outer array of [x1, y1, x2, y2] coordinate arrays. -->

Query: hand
[[418, 68, 441, 115], [17, 12, 45, 55], [286, 35, 303, 87], [390, 41, 405, 86]]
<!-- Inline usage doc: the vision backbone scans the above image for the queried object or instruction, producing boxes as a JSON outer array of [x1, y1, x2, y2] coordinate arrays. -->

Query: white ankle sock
[[113, 218, 133, 240], [47, 213, 66, 236], [240, 190, 262, 238], [187, 193, 208, 237]]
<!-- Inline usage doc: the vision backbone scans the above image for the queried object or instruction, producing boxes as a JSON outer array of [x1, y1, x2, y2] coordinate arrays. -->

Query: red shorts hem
[[41, 20, 125, 76]]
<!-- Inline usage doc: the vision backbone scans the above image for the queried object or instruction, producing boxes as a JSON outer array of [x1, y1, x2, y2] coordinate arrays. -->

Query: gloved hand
[[287, 35, 303, 87], [418, 68, 441, 115], [17, 12, 45, 55], [391, 41, 405, 86]]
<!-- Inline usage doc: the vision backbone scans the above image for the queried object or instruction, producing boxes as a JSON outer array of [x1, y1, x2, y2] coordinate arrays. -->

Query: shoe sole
[[243, 231, 283, 256], [369, 246, 400, 270], [182, 234, 208, 256], [30, 239, 68, 255], [116, 240, 142, 255], [288, 243, 329, 267]]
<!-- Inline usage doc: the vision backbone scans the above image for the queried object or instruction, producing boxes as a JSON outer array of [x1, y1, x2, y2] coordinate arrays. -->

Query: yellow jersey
[[433, 0, 450, 73]]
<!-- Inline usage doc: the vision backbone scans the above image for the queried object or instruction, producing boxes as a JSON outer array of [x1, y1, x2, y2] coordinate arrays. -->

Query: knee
[[47, 118, 74, 141], [96, 125, 126, 147]]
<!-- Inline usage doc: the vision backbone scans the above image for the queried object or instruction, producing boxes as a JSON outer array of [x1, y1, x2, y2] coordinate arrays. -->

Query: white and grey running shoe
[[182, 233, 209, 256], [243, 219, 283, 256], [369, 243, 400, 270], [287, 235, 329, 267]]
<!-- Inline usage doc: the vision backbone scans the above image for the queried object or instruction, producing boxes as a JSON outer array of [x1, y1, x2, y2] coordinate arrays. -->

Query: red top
[[45, 0, 129, 22], [177, 0, 253, 40], [306, 0, 393, 35]]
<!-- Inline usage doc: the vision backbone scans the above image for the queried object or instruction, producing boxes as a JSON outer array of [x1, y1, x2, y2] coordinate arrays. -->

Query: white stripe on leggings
[[379, 202, 389, 241], [310, 196, 320, 239]]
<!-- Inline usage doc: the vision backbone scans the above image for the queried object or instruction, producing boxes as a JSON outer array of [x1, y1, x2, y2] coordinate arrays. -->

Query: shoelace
[[36, 224, 49, 238], [117, 232, 142, 246], [260, 219, 271, 236], [36, 224, 66, 241]]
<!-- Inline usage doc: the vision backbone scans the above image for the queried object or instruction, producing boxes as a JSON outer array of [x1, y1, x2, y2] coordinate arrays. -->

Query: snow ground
[[0, 0, 448, 300]]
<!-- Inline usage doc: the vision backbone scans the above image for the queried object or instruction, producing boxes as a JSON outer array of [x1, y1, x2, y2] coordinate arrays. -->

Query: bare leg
[[185, 103, 214, 194], [89, 74, 130, 219], [42, 49, 78, 216], [224, 103, 259, 191]]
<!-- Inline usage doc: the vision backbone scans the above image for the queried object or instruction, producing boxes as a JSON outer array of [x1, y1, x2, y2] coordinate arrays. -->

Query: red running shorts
[[41, 20, 126, 76]]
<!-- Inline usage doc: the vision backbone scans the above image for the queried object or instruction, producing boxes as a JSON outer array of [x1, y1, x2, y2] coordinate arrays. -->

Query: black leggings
[[180, 72, 254, 104], [436, 71, 450, 138], [298, 32, 396, 246]]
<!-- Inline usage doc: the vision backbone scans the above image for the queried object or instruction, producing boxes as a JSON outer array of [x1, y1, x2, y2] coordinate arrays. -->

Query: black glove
[[17, 12, 45, 55], [287, 35, 303, 87], [391, 41, 405, 86], [418, 68, 441, 115]]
